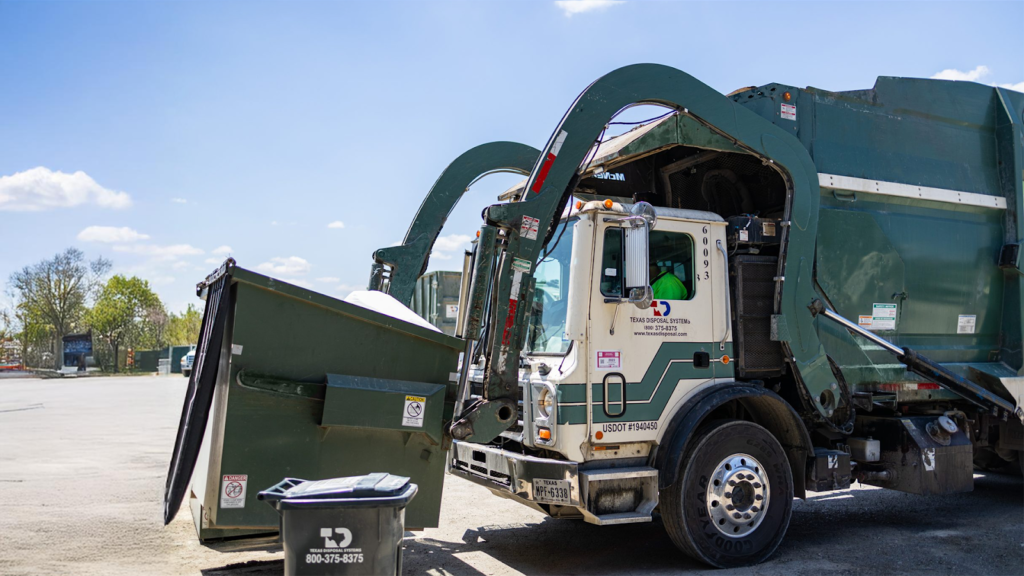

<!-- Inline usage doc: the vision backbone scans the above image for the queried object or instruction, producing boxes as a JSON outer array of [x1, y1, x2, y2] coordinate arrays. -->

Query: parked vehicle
[[180, 347, 195, 378], [166, 65, 1024, 568]]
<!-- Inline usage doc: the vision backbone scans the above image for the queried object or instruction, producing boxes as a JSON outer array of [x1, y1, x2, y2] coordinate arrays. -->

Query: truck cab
[[451, 201, 736, 525]]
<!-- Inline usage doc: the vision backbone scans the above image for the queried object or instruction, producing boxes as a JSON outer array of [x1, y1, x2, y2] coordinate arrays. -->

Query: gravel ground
[[0, 375, 1021, 576]]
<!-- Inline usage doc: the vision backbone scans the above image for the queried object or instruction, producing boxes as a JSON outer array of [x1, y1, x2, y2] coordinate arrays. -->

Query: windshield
[[526, 220, 575, 355]]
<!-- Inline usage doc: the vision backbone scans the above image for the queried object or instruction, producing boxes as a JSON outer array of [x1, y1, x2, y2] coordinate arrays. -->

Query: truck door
[[587, 216, 724, 444]]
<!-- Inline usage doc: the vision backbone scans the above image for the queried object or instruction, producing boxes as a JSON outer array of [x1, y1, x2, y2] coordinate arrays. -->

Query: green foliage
[[87, 275, 162, 372], [7, 248, 110, 369], [166, 304, 203, 346]]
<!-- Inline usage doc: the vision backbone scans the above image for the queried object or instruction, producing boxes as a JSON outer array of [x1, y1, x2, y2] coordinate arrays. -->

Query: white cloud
[[316, 277, 341, 283], [929, 66, 1023, 93], [205, 257, 224, 264], [554, 0, 624, 17], [434, 234, 472, 252], [212, 245, 233, 255], [171, 198, 187, 204], [931, 65, 990, 82], [113, 243, 204, 260], [77, 226, 149, 243], [256, 256, 311, 275], [327, 221, 345, 229], [0, 167, 131, 211], [430, 234, 472, 261]]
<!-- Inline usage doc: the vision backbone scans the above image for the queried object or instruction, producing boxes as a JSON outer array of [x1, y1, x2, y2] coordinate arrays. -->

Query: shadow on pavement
[[198, 472, 1022, 576], [201, 559, 283, 576]]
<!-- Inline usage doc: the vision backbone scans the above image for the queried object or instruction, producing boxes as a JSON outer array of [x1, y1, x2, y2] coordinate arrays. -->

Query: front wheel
[[661, 420, 793, 568], [182, 369, 191, 378]]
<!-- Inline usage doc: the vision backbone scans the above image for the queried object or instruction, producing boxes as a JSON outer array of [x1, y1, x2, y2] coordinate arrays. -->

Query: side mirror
[[622, 202, 656, 309]]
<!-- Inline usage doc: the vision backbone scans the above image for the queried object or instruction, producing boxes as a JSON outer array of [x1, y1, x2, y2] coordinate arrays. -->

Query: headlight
[[538, 385, 555, 418]]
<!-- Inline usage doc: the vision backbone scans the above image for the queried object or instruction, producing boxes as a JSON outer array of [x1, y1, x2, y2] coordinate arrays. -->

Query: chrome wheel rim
[[705, 453, 769, 538]]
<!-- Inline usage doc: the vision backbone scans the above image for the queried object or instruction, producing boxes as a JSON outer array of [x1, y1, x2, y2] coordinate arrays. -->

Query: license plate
[[533, 478, 571, 505]]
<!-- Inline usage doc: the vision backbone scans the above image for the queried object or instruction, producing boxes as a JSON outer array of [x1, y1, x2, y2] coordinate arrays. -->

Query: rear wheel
[[661, 420, 793, 568]]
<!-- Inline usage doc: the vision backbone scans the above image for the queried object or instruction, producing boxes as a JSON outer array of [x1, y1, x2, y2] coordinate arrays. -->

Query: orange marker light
[[595, 430, 604, 440], [721, 355, 731, 365], [476, 230, 480, 238], [783, 91, 792, 101], [538, 428, 551, 440], [603, 199, 614, 209], [576, 200, 583, 210]]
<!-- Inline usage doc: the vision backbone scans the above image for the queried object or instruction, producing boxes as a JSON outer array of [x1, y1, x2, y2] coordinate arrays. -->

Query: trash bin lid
[[283, 473, 411, 500]]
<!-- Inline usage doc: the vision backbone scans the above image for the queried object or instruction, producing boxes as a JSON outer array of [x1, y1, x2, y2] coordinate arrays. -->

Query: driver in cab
[[650, 259, 687, 300]]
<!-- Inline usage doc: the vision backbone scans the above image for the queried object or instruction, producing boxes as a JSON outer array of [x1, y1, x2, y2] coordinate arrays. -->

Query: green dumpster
[[164, 260, 462, 542]]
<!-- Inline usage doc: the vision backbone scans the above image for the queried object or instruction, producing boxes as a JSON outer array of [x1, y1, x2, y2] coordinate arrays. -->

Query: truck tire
[[661, 419, 793, 568], [182, 369, 191, 378]]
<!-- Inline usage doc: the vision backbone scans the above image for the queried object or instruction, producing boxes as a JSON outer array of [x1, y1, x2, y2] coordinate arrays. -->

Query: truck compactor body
[[167, 64, 1024, 568]]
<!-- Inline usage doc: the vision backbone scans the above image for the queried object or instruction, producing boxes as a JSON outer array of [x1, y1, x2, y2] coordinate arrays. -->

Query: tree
[[166, 304, 203, 346], [143, 305, 170, 349], [8, 248, 110, 369], [87, 275, 161, 373], [0, 308, 10, 341]]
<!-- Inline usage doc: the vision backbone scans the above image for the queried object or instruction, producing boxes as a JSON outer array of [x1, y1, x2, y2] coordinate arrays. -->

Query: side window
[[649, 230, 695, 301], [600, 228, 623, 297]]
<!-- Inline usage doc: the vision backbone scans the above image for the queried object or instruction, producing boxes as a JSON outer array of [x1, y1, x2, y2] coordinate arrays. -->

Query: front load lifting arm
[[369, 142, 540, 306], [809, 299, 1017, 414], [450, 64, 838, 443]]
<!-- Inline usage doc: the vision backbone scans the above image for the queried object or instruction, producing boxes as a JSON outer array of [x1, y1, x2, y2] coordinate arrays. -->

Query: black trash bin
[[258, 474, 418, 576]]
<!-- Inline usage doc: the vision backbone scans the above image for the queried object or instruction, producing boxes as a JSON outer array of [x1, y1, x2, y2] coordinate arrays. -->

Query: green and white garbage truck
[[165, 64, 1024, 568]]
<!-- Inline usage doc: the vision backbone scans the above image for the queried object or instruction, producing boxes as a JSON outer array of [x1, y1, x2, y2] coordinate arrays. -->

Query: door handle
[[716, 239, 731, 351], [602, 373, 626, 418]]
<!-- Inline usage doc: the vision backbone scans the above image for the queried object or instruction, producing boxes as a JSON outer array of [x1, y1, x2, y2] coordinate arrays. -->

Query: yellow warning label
[[403, 396, 426, 427]]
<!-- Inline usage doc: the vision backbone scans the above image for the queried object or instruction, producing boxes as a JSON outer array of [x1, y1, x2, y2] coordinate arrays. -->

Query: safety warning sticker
[[221, 474, 248, 509], [403, 395, 425, 428], [596, 350, 621, 370], [445, 304, 459, 319], [520, 216, 540, 240], [781, 103, 797, 121], [957, 314, 976, 334], [512, 257, 532, 273], [870, 303, 897, 331]]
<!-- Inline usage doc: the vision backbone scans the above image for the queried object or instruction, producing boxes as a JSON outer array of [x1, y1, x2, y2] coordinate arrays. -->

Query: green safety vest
[[652, 271, 687, 300]]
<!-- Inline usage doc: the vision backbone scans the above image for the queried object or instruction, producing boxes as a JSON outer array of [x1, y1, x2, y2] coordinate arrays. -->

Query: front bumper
[[448, 440, 581, 508]]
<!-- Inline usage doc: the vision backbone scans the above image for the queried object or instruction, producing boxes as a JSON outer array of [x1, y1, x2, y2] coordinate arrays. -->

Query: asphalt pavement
[[0, 375, 1021, 576]]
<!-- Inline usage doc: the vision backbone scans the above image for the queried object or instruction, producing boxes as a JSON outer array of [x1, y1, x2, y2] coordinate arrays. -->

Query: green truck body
[[166, 65, 1023, 568]]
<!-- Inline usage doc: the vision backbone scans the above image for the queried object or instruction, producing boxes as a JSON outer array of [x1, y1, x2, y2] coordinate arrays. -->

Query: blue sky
[[1, 0, 1022, 313]]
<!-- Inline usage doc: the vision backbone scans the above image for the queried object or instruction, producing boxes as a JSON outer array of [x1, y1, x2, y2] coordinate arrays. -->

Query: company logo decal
[[652, 300, 671, 317], [321, 527, 353, 548]]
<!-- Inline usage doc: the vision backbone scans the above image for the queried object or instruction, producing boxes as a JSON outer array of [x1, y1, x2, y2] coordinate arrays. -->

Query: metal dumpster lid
[[284, 473, 412, 500]]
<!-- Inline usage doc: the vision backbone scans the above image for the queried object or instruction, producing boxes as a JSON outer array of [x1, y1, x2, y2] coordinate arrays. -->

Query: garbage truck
[[165, 64, 1024, 568]]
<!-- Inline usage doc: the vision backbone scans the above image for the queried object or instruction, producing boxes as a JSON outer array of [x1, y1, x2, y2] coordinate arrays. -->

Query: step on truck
[[166, 64, 1024, 568]]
